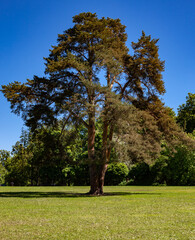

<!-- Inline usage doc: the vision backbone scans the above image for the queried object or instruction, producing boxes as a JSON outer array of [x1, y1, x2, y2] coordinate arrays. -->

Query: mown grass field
[[0, 186, 194, 240]]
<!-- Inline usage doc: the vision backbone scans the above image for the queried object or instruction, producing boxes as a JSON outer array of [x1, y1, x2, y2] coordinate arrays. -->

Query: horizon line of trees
[[0, 93, 194, 186], [0, 142, 194, 187]]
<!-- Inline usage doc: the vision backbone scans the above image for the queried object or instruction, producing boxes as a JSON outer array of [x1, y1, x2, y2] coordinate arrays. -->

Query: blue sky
[[0, 0, 195, 151]]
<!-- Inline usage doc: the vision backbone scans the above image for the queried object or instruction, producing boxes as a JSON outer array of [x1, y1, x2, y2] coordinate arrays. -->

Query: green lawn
[[0, 186, 194, 240]]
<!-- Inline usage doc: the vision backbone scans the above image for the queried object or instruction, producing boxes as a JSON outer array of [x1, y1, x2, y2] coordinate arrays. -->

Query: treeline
[[0, 145, 194, 186], [0, 127, 194, 186], [0, 93, 194, 186]]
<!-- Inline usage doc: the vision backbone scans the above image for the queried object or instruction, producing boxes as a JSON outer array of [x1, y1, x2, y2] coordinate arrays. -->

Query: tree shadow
[[0, 191, 161, 198]]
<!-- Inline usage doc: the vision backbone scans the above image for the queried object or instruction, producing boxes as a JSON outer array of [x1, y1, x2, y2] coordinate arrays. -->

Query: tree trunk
[[88, 122, 108, 195], [89, 163, 108, 195], [88, 107, 100, 194], [87, 69, 113, 195], [88, 121, 110, 195]]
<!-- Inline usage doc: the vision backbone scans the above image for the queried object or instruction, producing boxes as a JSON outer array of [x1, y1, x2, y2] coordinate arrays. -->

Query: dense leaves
[[128, 145, 195, 186], [177, 93, 195, 133], [105, 163, 129, 185], [0, 150, 10, 185]]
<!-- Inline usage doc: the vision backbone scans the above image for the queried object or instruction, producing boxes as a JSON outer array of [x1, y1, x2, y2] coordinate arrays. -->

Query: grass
[[0, 186, 194, 240]]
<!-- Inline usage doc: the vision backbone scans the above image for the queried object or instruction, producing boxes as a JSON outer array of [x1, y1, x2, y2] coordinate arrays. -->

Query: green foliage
[[4, 142, 30, 186], [105, 163, 129, 185], [28, 127, 69, 186], [0, 151, 9, 185], [127, 145, 195, 186], [62, 164, 89, 186], [150, 157, 168, 185], [128, 162, 152, 185], [150, 144, 169, 185], [62, 165, 76, 186], [0, 150, 10, 165], [0, 150, 10, 185], [0, 166, 6, 185], [165, 146, 195, 186], [165, 106, 176, 119], [2, 125, 82, 186], [62, 162, 130, 186], [177, 93, 195, 133]]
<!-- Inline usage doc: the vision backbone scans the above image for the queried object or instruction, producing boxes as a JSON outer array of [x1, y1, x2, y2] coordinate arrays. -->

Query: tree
[[2, 12, 192, 194], [128, 162, 152, 185], [9, 124, 81, 186], [4, 142, 30, 185], [0, 150, 10, 185], [0, 150, 10, 167], [164, 145, 195, 186], [177, 93, 195, 133], [0, 163, 6, 185]]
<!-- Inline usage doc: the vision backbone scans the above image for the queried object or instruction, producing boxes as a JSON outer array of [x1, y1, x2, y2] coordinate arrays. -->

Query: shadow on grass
[[0, 191, 161, 198]]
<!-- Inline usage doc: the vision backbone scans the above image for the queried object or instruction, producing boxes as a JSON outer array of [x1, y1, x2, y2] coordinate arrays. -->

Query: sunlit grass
[[0, 186, 194, 239]]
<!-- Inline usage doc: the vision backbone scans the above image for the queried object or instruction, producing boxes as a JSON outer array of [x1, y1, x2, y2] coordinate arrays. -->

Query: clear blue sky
[[0, 0, 195, 151]]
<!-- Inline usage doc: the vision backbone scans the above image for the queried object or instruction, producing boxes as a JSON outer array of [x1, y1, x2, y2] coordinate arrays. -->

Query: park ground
[[0, 186, 194, 240]]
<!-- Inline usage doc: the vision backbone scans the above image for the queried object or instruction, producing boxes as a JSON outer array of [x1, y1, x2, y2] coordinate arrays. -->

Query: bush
[[0, 164, 6, 185], [150, 156, 168, 185], [105, 163, 129, 186], [165, 146, 195, 186], [62, 164, 89, 186], [128, 162, 152, 185]]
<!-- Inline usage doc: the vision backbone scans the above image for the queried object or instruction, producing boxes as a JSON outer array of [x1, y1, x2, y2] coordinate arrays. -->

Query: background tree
[[177, 93, 195, 133], [128, 162, 152, 186], [4, 141, 30, 185], [164, 145, 195, 186], [0, 150, 10, 167], [0, 150, 10, 185]]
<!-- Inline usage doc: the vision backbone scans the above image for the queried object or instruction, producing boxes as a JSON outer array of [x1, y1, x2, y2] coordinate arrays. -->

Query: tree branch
[[69, 109, 89, 128]]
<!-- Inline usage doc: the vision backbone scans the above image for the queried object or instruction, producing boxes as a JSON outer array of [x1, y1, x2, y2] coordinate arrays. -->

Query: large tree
[[2, 12, 191, 194]]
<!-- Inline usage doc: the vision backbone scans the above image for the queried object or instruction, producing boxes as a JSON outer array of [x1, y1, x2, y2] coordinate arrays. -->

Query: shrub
[[62, 164, 89, 186], [128, 162, 152, 185], [105, 163, 129, 186], [150, 156, 168, 185], [165, 146, 195, 186]]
